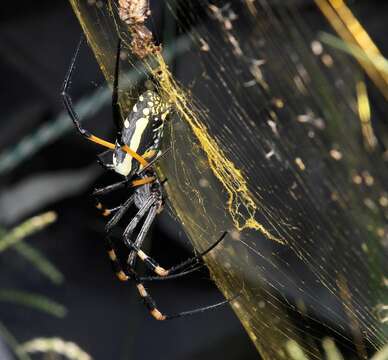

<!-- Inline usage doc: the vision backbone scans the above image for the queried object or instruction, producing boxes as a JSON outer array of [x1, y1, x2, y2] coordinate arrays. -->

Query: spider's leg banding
[[127, 204, 157, 268], [105, 234, 204, 284], [105, 236, 130, 282], [131, 271, 237, 321], [138, 264, 205, 282], [126, 232, 227, 278], [95, 201, 122, 217]]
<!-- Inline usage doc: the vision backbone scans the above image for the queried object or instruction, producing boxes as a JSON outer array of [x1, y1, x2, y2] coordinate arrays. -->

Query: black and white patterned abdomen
[[112, 90, 170, 176]]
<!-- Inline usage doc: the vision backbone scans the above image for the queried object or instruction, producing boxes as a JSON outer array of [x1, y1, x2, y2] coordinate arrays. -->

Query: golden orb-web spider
[[61, 36, 230, 320]]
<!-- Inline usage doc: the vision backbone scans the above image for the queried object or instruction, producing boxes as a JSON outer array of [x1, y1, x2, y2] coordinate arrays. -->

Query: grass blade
[[0, 289, 67, 318], [0, 212, 57, 253], [0, 321, 32, 360], [13, 242, 64, 285]]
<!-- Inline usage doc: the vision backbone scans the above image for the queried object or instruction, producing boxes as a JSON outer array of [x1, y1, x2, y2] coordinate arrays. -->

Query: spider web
[[69, 1, 388, 358]]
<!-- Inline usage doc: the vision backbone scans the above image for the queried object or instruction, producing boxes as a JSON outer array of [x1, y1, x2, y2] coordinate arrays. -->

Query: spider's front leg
[[61, 36, 117, 150], [61, 36, 149, 166]]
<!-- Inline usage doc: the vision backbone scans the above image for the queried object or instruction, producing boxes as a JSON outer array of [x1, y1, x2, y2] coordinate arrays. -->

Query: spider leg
[[122, 195, 156, 240], [120, 194, 159, 270], [106, 248, 236, 320], [136, 147, 172, 175], [112, 39, 123, 138], [138, 264, 205, 282], [96, 149, 115, 171], [105, 234, 205, 282], [105, 235, 130, 281], [93, 175, 155, 198], [93, 179, 129, 197], [168, 232, 227, 274], [131, 272, 236, 321], [61, 36, 148, 166], [105, 194, 135, 233], [106, 192, 157, 247], [126, 232, 227, 277], [130, 177, 156, 187], [61, 36, 116, 150], [94, 177, 156, 224], [126, 205, 211, 280], [96, 201, 122, 217], [93, 178, 138, 219], [127, 204, 157, 268]]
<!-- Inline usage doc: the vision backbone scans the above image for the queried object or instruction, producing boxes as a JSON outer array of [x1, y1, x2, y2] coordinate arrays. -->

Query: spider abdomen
[[113, 90, 170, 176]]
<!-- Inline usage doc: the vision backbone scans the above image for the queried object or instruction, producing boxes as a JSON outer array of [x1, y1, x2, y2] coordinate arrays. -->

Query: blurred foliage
[[0, 212, 71, 359], [20, 338, 92, 360]]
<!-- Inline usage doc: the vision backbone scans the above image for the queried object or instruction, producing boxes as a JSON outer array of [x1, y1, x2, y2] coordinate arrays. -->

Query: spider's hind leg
[[105, 235, 130, 282], [130, 270, 236, 321], [106, 233, 205, 283], [126, 231, 228, 278]]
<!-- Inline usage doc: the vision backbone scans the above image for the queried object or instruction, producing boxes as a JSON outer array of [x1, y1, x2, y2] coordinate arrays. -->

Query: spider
[[61, 36, 230, 320]]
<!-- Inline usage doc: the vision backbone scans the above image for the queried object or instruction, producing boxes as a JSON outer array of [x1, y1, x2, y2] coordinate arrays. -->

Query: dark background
[[0, 1, 386, 359]]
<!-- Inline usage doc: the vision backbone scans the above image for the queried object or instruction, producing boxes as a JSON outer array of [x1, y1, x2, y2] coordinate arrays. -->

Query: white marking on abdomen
[[130, 117, 149, 153], [113, 117, 150, 176]]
